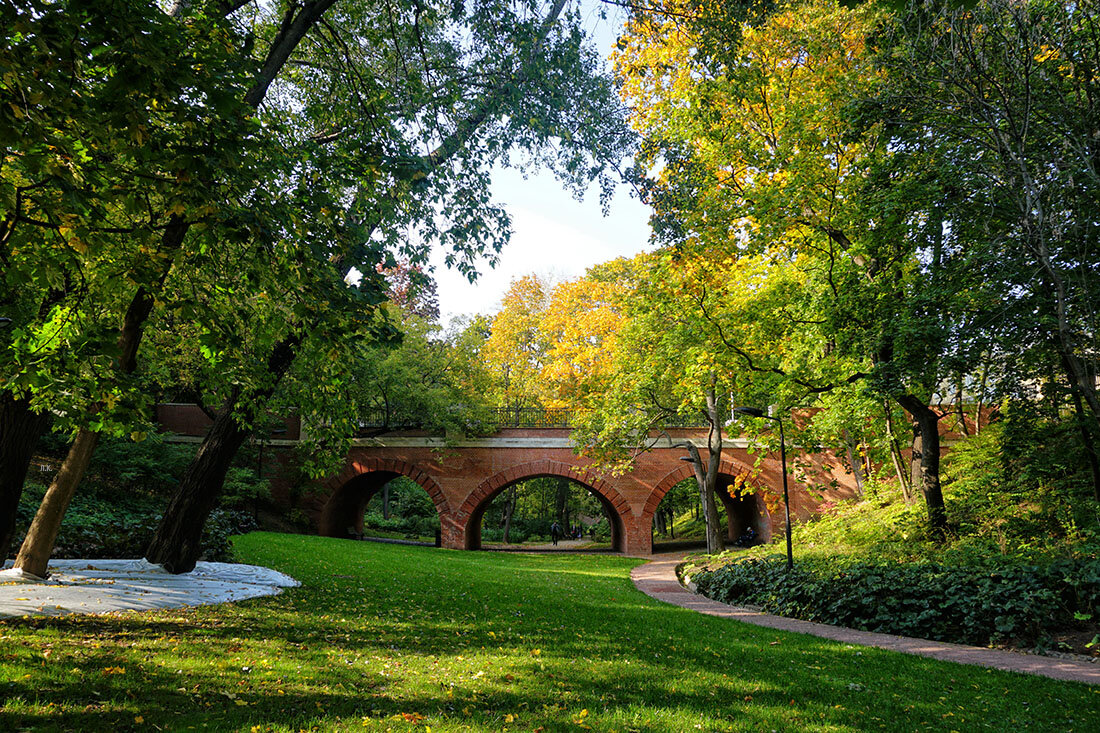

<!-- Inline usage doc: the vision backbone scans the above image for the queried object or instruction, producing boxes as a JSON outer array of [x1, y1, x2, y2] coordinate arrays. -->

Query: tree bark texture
[[896, 395, 948, 539], [841, 428, 865, 497], [0, 393, 50, 560], [13, 429, 100, 578], [145, 336, 301, 572], [145, 406, 250, 572]]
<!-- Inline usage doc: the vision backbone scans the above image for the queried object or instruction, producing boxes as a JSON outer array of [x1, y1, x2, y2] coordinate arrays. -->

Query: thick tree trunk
[[145, 405, 251, 572], [13, 429, 100, 578], [896, 395, 948, 540], [146, 334, 301, 572], [1062, 354, 1100, 502], [381, 482, 390, 519], [0, 393, 50, 560]]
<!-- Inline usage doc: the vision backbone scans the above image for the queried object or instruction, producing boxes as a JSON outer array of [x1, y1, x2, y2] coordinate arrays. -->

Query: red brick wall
[[155, 404, 301, 439], [308, 440, 860, 556]]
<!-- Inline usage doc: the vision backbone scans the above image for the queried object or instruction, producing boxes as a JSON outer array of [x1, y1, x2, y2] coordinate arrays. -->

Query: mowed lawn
[[1, 534, 1096, 732]]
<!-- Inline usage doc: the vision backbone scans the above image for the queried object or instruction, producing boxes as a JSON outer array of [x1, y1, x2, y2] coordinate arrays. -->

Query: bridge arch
[[458, 460, 630, 551], [318, 457, 448, 539], [645, 459, 772, 543]]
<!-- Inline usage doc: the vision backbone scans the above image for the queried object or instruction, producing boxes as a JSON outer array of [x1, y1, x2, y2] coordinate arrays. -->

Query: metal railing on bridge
[[357, 406, 708, 434]]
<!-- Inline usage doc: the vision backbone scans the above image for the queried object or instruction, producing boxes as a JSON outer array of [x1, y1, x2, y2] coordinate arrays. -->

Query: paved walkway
[[631, 555, 1100, 686]]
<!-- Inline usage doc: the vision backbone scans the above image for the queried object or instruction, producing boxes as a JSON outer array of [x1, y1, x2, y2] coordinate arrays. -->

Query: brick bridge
[[307, 428, 861, 556], [158, 405, 861, 555]]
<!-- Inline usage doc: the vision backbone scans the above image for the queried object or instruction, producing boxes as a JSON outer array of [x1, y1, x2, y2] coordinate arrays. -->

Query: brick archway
[[458, 460, 631, 551], [319, 458, 448, 539], [644, 458, 772, 542]]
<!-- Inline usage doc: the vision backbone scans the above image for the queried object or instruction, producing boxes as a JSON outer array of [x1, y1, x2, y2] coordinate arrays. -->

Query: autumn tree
[[483, 275, 554, 411], [611, 0, 1004, 538]]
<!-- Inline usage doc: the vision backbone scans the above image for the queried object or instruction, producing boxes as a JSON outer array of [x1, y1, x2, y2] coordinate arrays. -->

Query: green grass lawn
[[1, 533, 1096, 732]]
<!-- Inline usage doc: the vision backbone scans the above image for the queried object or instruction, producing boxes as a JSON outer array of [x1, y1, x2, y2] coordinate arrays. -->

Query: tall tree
[[484, 275, 553, 411], [143, 0, 634, 572], [2, 0, 262, 568], [877, 0, 1100, 500], [612, 0, 1000, 538]]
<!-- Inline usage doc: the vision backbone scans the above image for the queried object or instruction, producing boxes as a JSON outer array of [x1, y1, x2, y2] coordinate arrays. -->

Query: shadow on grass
[[1, 534, 1094, 732]]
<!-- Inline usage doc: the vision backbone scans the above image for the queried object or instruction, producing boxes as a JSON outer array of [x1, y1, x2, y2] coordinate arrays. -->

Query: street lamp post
[[733, 406, 793, 570]]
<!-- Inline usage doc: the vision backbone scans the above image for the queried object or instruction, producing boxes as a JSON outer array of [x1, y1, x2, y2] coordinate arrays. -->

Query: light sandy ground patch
[[0, 559, 298, 618]]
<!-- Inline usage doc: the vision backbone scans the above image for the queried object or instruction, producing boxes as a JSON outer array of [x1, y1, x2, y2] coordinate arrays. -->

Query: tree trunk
[[12, 273, 167, 577], [883, 400, 912, 502], [681, 377, 724, 554], [381, 482, 390, 519], [896, 395, 947, 540], [554, 479, 568, 526], [146, 333, 301, 572], [954, 378, 969, 437], [1070, 388, 1100, 502], [1062, 353, 1100, 502], [501, 485, 516, 544], [667, 506, 675, 538], [145, 405, 251, 572], [841, 428, 865, 497], [973, 357, 989, 435], [909, 425, 923, 501], [0, 393, 50, 560], [13, 429, 100, 578]]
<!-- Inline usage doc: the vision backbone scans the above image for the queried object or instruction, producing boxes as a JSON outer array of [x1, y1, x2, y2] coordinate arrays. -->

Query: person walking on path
[[550, 521, 562, 546]]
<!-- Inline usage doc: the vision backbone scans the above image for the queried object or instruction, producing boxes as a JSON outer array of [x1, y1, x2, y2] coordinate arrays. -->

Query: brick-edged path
[[631, 556, 1100, 686]]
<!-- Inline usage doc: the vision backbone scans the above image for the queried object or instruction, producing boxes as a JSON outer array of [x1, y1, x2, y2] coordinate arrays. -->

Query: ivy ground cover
[[1, 533, 1095, 731]]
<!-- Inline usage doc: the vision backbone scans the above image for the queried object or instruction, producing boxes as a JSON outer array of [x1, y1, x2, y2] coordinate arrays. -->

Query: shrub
[[693, 556, 1100, 648], [10, 434, 260, 563]]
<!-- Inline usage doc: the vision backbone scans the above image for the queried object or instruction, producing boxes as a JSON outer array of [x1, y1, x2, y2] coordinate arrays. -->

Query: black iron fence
[[357, 406, 709, 433]]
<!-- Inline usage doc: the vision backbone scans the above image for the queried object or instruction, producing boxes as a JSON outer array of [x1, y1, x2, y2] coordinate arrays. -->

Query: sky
[[427, 1, 654, 325]]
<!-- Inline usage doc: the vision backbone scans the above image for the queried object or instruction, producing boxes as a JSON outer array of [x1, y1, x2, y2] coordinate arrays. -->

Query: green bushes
[[693, 556, 1100, 647], [14, 478, 256, 561], [10, 433, 264, 562], [361, 477, 441, 540]]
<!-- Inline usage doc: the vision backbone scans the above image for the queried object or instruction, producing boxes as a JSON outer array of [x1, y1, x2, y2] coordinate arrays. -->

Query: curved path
[[631, 555, 1100, 686]]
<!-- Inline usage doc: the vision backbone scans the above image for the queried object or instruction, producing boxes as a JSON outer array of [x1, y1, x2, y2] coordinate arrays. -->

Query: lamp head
[[733, 406, 765, 418]]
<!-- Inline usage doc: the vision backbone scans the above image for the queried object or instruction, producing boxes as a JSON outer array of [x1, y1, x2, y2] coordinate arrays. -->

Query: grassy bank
[[1, 533, 1095, 731]]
